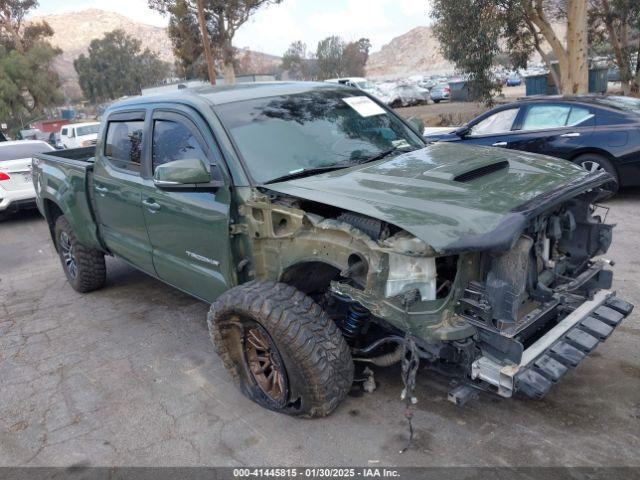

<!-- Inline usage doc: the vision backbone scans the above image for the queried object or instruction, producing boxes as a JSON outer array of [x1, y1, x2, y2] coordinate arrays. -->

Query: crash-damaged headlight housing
[[385, 253, 437, 301]]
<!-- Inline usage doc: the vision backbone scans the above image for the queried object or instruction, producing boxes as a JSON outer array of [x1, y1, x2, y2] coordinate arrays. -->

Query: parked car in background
[[430, 83, 451, 103], [423, 95, 640, 194], [388, 83, 430, 107], [324, 77, 377, 95], [59, 122, 100, 149], [506, 74, 522, 86], [0, 140, 54, 220]]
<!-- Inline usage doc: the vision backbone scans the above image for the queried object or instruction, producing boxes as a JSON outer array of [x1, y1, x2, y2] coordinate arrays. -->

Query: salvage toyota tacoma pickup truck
[[33, 83, 633, 417]]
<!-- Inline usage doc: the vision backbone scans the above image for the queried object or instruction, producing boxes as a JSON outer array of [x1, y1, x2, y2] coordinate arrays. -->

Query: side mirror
[[407, 116, 425, 134], [154, 158, 212, 188]]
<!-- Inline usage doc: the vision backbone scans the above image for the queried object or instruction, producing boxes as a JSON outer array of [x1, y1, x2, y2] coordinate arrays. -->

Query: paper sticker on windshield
[[343, 96, 386, 117], [392, 139, 411, 149]]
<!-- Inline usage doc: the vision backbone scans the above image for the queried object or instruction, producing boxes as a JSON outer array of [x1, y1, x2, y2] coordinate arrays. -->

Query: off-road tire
[[573, 153, 619, 196], [208, 280, 354, 418], [54, 215, 106, 293]]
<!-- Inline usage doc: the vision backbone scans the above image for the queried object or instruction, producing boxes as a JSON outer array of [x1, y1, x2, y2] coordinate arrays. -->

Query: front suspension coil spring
[[342, 303, 370, 341]]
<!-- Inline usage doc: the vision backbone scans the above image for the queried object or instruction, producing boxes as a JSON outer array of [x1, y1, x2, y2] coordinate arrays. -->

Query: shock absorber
[[341, 303, 370, 341]]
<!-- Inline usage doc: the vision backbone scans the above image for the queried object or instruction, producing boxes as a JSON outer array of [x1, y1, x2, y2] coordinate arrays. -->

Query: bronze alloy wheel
[[243, 322, 288, 405]]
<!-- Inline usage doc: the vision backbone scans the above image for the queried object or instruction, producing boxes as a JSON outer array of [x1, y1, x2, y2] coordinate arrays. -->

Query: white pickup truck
[[59, 122, 100, 149]]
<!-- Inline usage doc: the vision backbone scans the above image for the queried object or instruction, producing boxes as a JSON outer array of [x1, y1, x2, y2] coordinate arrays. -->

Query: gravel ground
[[0, 188, 639, 467]]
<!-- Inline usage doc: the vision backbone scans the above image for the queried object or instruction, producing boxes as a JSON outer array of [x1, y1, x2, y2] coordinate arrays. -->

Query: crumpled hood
[[266, 143, 602, 252]]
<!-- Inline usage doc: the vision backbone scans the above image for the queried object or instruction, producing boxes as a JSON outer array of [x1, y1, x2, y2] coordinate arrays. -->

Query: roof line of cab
[[110, 81, 348, 111]]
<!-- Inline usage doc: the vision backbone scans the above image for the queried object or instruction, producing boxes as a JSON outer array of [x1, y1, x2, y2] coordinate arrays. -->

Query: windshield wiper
[[264, 163, 354, 184], [351, 145, 415, 165], [263, 146, 416, 185]]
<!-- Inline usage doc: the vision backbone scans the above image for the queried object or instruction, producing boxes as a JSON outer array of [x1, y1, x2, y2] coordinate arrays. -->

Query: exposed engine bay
[[233, 178, 633, 404]]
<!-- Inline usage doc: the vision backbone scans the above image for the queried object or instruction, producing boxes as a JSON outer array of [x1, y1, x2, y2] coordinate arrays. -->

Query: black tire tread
[[573, 153, 619, 195], [55, 216, 106, 293], [208, 280, 354, 418]]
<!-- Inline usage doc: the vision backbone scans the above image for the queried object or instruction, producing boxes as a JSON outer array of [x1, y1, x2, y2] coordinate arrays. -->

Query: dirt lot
[[395, 84, 526, 126], [1, 187, 639, 467]]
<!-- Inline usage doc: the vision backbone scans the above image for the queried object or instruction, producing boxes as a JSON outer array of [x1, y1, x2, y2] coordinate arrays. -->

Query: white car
[[0, 140, 54, 219], [59, 122, 100, 149]]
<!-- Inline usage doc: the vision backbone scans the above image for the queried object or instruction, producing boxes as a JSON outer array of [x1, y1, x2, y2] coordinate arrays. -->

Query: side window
[[61, 128, 68, 136], [104, 120, 145, 174], [152, 119, 211, 174], [470, 108, 519, 136], [521, 105, 571, 130], [567, 106, 594, 126]]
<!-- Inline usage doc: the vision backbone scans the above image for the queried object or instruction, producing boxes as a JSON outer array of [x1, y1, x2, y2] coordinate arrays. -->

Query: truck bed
[[37, 146, 96, 163], [33, 146, 104, 251]]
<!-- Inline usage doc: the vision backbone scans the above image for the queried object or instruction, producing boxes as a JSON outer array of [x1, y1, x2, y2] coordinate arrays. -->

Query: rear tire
[[209, 280, 354, 418], [573, 153, 619, 196], [54, 216, 106, 293]]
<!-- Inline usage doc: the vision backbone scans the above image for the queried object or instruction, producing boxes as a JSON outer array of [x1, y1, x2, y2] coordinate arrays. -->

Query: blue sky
[[32, 0, 432, 55]]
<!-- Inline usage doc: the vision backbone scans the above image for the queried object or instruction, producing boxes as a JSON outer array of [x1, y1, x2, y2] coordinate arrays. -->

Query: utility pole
[[196, 0, 216, 85]]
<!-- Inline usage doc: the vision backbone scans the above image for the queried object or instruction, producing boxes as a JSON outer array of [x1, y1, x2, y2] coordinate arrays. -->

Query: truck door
[[92, 110, 155, 274], [141, 109, 233, 303]]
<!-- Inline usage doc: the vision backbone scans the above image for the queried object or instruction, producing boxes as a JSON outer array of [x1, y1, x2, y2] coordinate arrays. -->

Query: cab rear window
[[104, 120, 144, 173]]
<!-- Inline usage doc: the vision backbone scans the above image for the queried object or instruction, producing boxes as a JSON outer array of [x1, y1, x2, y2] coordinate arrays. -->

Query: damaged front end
[[455, 184, 634, 399], [233, 170, 633, 402]]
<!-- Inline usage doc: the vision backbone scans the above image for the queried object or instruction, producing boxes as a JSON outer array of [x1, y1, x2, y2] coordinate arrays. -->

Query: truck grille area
[[457, 197, 615, 344], [515, 297, 633, 399]]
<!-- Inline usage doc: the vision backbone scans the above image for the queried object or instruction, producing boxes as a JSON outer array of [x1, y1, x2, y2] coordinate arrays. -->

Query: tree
[[74, 30, 170, 102], [316, 36, 345, 79], [342, 38, 371, 77], [431, 0, 591, 101], [167, 0, 207, 79], [282, 40, 309, 80], [148, 0, 283, 85], [589, 0, 640, 94], [0, 0, 62, 134], [0, 0, 38, 52]]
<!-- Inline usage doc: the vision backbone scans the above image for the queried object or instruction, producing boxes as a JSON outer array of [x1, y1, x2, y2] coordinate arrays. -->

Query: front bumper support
[[470, 290, 634, 399]]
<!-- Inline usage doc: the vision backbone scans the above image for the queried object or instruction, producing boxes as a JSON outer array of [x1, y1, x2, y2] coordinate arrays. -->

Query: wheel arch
[[42, 198, 65, 250], [569, 148, 619, 173], [279, 260, 343, 295]]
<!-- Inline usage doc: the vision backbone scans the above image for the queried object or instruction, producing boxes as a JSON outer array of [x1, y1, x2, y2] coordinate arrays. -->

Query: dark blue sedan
[[424, 95, 640, 193]]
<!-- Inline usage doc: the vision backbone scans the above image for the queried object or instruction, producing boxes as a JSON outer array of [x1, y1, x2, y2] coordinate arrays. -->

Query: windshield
[[76, 124, 100, 136], [216, 89, 424, 184], [0, 142, 51, 161], [596, 96, 640, 115]]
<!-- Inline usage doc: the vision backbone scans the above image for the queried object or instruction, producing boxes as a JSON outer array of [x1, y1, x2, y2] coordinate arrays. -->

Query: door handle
[[560, 132, 580, 138], [95, 185, 109, 195], [492, 141, 508, 147], [142, 198, 161, 212]]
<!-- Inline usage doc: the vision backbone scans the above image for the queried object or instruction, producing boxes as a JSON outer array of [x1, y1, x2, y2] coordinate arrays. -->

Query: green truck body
[[33, 83, 634, 416]]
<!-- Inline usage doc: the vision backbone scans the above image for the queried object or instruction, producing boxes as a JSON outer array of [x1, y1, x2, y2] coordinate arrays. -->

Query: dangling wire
[[398, 291, 420, 454]]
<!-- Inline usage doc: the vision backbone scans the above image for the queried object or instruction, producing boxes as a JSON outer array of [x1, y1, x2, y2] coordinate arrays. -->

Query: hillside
[[365, 23, 566, 79], [29, 9, 173, 100], [366, 26, 453, 79], [28, 9, 281, 101]]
